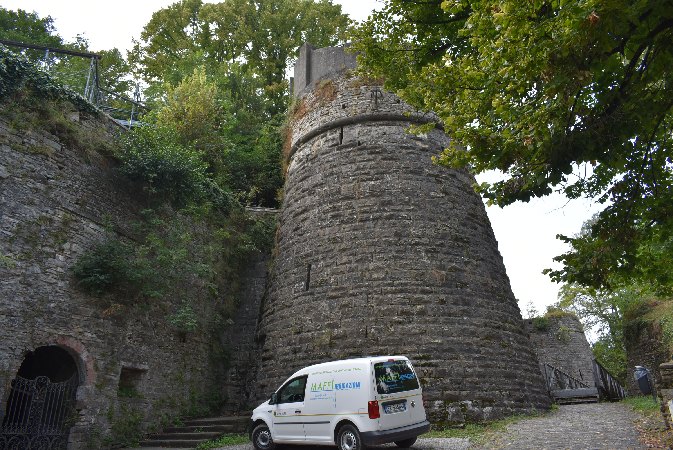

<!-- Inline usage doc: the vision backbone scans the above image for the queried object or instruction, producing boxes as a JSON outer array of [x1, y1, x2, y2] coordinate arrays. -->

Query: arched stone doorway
[[0, 346, 80, 450]]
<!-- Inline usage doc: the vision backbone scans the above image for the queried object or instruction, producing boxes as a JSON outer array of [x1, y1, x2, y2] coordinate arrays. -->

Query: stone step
[[556, 396, 600, 405], [139, 439, 209, 448], [553, 387, 600, 404], [150, 432, 222, 440], [137, 415, 250, 449], [164, 424, 235, 433], [182, 415, 249, 427]]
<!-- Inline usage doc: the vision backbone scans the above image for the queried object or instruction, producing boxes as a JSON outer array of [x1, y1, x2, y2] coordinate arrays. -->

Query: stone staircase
[[139, 415, 249, 449], [541, 361, 627, 405], [552, 387, 600, 404]]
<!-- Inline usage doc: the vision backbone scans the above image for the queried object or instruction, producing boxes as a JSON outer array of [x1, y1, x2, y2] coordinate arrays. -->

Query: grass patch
[[623, 395, 659, 412], [426, 410, 549, 445], [623, 395, 673, 448], [195, 434, 248, 449]]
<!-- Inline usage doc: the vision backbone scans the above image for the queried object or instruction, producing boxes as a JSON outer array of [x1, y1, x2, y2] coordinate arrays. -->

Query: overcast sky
[[1, 0, 603, 316]]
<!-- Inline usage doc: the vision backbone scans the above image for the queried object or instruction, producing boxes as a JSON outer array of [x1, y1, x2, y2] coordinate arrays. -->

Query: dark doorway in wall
[[0, 346, 79, 450], [17, 346, 78, 382]]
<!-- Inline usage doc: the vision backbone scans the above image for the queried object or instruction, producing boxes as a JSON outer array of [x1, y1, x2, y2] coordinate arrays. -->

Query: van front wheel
[[394, 437, 417, 447], [252, 424, 276, 450], [337, 424, 365, 450]]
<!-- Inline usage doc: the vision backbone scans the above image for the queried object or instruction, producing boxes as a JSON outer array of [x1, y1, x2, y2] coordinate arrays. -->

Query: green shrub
[[118, 124, 235, 213], [104, 405, 144, 448], [72, 239, 136, 296], [119, 125, 210, 206], [168, 302, 199, 333], [556, 325, 572, 343], [532, 316, 549, 331], [544, 307, 576, 319]]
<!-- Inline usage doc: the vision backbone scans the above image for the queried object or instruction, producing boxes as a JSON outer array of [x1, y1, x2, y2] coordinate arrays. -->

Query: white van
[[249, 356, 430, 450]]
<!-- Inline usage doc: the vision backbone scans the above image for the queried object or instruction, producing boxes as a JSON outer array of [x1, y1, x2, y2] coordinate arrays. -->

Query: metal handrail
[[0, 38, 101, 59], [1, 39, 147, 128]]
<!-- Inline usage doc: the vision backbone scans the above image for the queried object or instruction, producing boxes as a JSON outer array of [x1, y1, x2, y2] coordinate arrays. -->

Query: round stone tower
[[254, 44, 551, 422]]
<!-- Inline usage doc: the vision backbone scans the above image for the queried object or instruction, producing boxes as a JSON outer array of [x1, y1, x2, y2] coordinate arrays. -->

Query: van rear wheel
[[394, 437, 417, 447], [252, 424, 276, 450], [337, 424, 365, 450]]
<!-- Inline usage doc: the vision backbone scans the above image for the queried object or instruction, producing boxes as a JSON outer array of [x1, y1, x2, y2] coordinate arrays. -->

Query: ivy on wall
[[0, 45, 95, 112], [72, 206, 276, 332]]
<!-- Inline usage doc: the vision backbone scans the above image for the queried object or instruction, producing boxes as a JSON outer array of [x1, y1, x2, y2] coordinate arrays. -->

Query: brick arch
[[52, 335, 96, 387]]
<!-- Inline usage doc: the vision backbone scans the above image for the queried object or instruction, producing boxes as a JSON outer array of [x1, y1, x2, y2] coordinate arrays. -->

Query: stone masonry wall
[[625, 321, 669, 396], [0, 111, 225, 448], [252, 45, 551, 424], [221, 208, 276, 414], [524, 315, 596, 387]]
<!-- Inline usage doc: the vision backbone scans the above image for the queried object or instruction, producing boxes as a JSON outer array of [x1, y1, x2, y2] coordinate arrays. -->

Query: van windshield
[[374, 360, 420, 394]]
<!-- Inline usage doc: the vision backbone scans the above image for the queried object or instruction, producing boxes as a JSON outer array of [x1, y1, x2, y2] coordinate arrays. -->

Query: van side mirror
[[269, 392, 278, 405]]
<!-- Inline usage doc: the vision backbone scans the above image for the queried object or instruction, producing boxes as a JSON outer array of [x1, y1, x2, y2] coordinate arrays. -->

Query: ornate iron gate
[[0, 374, 78, 450]]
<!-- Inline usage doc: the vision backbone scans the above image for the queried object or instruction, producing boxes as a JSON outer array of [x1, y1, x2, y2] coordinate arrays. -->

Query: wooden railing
[[593, 359, 627, 401], [541, 363, 590, 393]]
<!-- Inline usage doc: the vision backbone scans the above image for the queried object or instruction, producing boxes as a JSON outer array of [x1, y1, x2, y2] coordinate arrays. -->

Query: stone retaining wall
[[524, 315, 596, 387], [0, 111, 235, 448]]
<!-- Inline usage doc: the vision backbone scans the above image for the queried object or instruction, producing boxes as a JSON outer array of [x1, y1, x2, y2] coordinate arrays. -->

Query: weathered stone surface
[[626, 319, 669, 396], [252, 45, 551, 423], [0, 113, 265, 448], [524, 315, 595, 386]]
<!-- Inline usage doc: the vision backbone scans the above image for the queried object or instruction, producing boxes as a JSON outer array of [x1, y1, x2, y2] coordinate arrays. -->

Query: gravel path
[[214, 402, 644, 450], [219, 437, 471, 450], [480, 402, 644, 449]]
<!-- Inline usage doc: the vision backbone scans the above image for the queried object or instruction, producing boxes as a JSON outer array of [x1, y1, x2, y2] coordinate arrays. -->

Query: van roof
[[296, 356, 409, 373]]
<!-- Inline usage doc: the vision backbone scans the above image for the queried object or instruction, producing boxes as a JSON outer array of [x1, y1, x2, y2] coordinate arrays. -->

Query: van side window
[[277, 376, 307, 403], [374, 360, 420, 394]]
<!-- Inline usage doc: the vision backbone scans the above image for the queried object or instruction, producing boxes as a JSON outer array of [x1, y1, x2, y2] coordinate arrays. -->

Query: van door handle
[[295, 410, 301, 414]]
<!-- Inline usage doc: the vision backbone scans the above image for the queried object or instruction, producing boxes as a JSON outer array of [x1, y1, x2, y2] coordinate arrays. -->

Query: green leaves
[[126, 0, 352, 208], [353, 0, 673, 292], [119, 125, 213, 208], [0, 45, 96, 112], [0, 6, 62, 50], [134, 0, 350, 116], [72, 239, 136, 296]]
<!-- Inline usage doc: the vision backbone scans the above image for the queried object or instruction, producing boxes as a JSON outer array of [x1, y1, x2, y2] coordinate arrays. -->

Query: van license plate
[[384, 402, 406, 414]]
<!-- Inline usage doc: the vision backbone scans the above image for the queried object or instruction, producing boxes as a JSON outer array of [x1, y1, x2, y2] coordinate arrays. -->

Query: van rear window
[[374, 360, 420, 394]]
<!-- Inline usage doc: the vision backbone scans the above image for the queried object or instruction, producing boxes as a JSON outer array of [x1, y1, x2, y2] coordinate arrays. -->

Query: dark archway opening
[[16, 346, 78, 382], [1, 346, 80, 449]]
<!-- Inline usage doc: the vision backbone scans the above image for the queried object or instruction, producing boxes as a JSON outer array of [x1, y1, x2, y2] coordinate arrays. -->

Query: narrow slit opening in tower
[[305, 263, 311, 291], [339, 127, 343, 145]]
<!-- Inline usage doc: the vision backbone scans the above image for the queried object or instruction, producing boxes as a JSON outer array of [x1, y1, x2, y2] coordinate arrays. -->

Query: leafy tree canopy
[[0, 7, 132, 100], [352, 0, 673, 292], [0, 7, 62, 48], [128, 0, 350, 207], [132, 0, 350, 115]]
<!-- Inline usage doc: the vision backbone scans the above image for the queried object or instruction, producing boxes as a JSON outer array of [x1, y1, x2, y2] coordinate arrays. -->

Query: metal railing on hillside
[[593, 359, 627, 401], [0, 39, 146, 128]]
